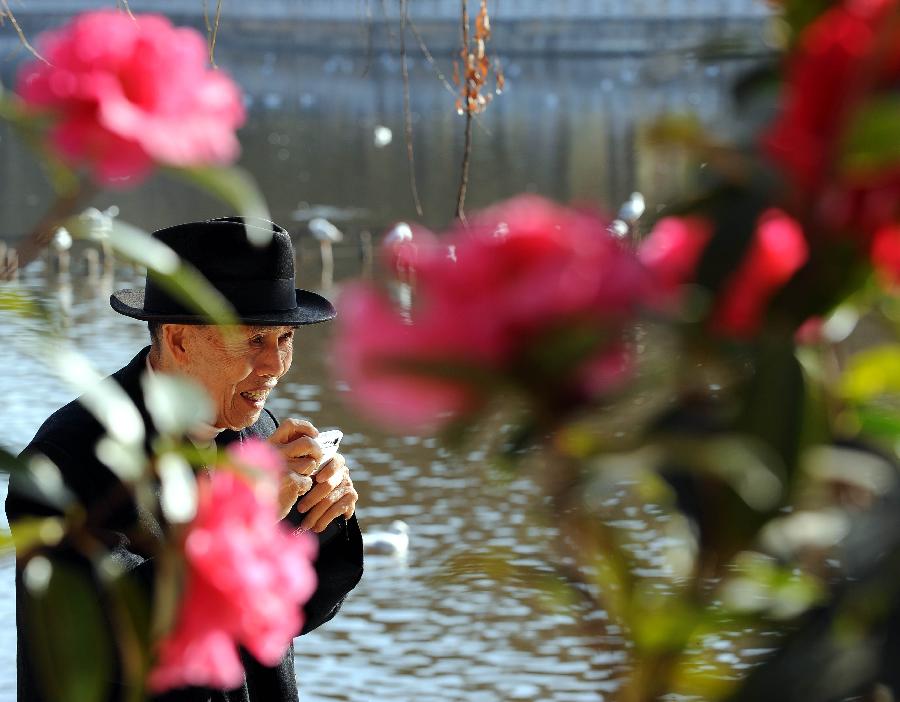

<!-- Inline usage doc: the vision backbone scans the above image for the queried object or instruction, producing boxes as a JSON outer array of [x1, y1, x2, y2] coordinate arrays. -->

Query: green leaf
[[3, 517, 66, 554], [661, 435, 784, 512], [0, 286, 53, 325], [855, 404, 900, 439], [738, 338, 806, 479], [170, 166, 272, 244], [842, 96, 900, 176], [630, 583, 699, 653], [23, 559, 116, 702], [141, 373, 213, 437], [841, 344, 900, 402], [1, 448, 75, 512], [779, 0, 837, 40]]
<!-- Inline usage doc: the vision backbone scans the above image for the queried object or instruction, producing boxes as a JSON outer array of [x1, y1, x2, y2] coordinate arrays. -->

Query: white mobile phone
[[315, 429, 343, 468]]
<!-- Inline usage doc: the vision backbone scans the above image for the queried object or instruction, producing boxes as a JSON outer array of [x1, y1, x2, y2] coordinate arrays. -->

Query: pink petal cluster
[[871, 224, 900, 288], [639, 210, 809, 337], [712, 209, 809, 337], [762, 0, 900, 241], [149, 440, 317, 692], [16, 11, 245, 186], [336, 195, 654, 430], [637, 216, 713, 296]]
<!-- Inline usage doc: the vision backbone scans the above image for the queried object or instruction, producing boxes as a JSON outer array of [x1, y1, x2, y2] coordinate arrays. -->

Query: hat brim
[[110, 288, 336, 325]]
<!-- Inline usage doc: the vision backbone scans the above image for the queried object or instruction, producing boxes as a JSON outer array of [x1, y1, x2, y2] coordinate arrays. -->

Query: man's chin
[[221, 407, 264, 432]]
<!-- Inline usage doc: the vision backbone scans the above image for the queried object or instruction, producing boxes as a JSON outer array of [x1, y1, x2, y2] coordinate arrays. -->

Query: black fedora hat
[[110, 217, 335, 325]]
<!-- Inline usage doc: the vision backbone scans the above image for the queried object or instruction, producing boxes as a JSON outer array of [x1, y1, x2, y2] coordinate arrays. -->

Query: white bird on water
[[362, 520, 409, 557], [308, 217, 343, 287], [617, 191, 646, 225]]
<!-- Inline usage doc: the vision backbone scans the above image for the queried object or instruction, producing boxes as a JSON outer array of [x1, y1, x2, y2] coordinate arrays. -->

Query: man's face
[[176, 324, 296, 430]]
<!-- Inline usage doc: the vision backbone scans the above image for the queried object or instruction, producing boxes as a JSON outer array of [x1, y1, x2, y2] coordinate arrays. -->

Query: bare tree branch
[[407, 18, 457, 99], [400, 0, 424, 217], [360, 0, 374, 77], [0, 0, 47, 64], [455, 0, 472, 224], [207, 0, 224, 67], [117, 0, 135, 19]]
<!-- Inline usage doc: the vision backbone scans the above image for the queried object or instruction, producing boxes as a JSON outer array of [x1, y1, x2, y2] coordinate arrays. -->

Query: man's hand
[[267, 418, 323, 521], [296, 453, 358, 533]]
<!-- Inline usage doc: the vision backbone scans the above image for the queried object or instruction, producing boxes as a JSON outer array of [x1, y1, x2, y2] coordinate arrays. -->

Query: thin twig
[[117, 0, 135, 19], [202, 0, 212, 35], [399, 0, 423, 217], [0, 0, 47, 64], [455, 0, 472, 224], [360, 0, 374, 77], [379, 0, 398, 45], [457, 110, 474, 224], [407, 18, 457, 98], [208, 0, 224, 67]]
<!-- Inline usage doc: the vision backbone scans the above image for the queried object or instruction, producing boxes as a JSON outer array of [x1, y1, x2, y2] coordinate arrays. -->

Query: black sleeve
[[298, 513, 364, 634], [263, 409, 364, 635]]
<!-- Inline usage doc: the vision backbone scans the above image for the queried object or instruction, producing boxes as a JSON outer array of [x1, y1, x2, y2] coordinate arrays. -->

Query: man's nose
[[255, 342, 285, 377]]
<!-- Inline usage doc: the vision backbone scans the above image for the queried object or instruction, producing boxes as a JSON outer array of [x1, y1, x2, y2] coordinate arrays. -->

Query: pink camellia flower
[[336, 195, 655, 430], [871, 224, 900, 288], [640, 210, 808, 337], [149, 440, 317, 692], [762, 0, 900, 240], [638, 215, 713, 294], [335, 283, 478, 429], [16, 11, 245, 186], [712, 209, 809, 337]]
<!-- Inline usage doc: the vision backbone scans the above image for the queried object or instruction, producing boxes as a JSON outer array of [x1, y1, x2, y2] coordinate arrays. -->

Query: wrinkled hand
[[267, 418, 323, 521], [295, 453, 358, 533]]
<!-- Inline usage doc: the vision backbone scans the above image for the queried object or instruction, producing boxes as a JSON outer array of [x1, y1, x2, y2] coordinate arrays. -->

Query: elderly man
[[7, 217, 363, 702]]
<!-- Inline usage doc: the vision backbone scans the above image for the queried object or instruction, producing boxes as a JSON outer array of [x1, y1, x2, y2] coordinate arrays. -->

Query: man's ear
[[161, 324, 190, 365]]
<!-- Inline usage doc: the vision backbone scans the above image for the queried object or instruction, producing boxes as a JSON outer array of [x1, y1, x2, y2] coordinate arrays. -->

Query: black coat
[[6, 348, 364, 702]]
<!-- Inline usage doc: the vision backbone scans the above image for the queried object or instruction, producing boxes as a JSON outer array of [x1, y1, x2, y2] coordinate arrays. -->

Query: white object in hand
[[315, 429, 343, 468], [362, 520, 409, 557]]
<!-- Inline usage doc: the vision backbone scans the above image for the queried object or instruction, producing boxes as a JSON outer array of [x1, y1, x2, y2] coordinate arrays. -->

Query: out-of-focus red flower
[[640, 210, 808, 337], [16, 11, 245, 186], [149, 441, 317, 692], [762, 0, 900, 236], [638, 215, 713, 294], [334, 283, 477, 429], [871, 224, 900, 287], [795, 316, 825, 345], [336, 195, 654, 430], [712, 209, 809, 337]]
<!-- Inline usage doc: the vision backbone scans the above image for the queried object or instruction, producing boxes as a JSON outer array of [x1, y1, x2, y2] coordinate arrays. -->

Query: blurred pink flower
[[334, 283, 477, 429], [336, 195, 654, 429], [16, 11, 245, 186], [795, 316, 825, 345], [871, 224, 900, 288], [712, 209, 809, 337], [149, 441, 317, 692], [762, 0, 900, 241], [638, 215, 713, 294], [640, 210, 808, 337]]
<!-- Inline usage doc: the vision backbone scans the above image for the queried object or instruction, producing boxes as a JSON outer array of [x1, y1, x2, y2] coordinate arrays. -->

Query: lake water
[[0, 35, 762, 702]]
